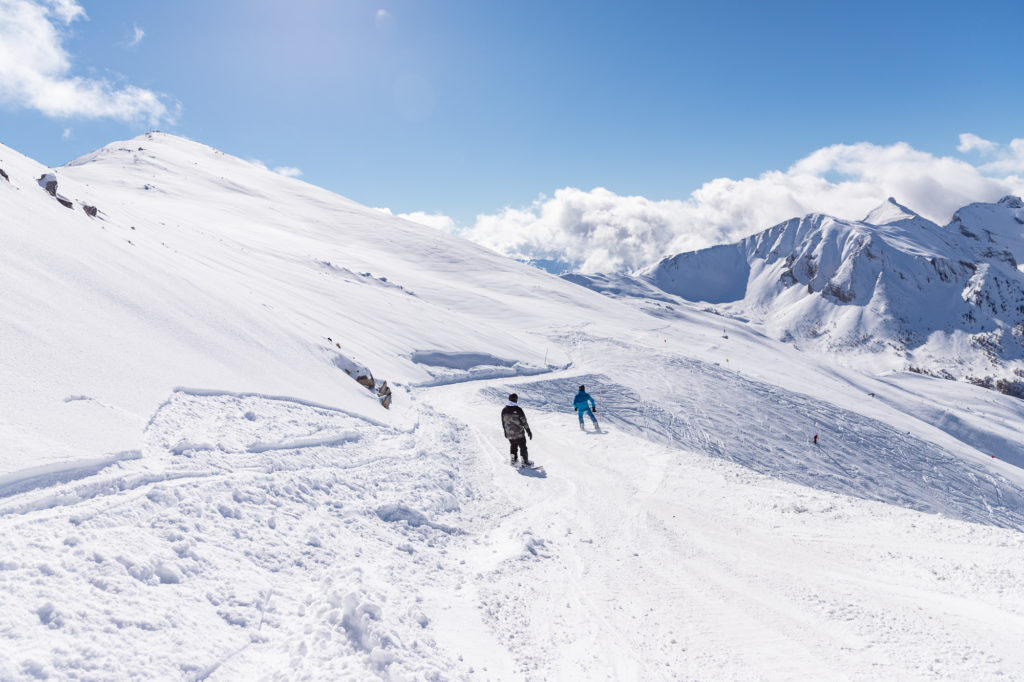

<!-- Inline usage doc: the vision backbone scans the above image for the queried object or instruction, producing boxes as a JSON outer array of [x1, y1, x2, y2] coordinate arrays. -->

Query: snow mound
[[410, 349, 555, 387]]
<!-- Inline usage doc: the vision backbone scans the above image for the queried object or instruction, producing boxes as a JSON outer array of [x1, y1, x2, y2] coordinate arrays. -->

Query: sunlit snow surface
[[2, 135, 1024, 679]]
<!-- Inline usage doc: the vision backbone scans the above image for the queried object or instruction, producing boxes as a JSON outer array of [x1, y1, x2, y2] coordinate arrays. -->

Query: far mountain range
[[567, 196, 1024, 395]]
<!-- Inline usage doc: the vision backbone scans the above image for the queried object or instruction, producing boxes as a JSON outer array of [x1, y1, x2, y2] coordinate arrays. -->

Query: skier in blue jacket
[[573, 385, 599, 431]]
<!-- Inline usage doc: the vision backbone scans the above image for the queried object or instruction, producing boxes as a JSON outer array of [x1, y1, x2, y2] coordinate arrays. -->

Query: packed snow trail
[[482, 362, 1024, 531], [436, 371, 1024, 680]]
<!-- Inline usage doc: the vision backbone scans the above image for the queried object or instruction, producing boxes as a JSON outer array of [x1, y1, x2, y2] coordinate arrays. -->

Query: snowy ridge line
[[247, 431, 361, 453], [169, 387, 391, 427], [0, 450, 142, 500], [483, 368, 1024, 530]]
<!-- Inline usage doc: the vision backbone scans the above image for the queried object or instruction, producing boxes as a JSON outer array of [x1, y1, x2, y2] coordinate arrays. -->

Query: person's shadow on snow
[[517, 466, 547, 478]]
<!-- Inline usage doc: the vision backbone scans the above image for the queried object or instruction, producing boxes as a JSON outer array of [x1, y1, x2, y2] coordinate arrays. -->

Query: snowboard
[[515, 462, 546, 477], [511, 460, 541, 469]]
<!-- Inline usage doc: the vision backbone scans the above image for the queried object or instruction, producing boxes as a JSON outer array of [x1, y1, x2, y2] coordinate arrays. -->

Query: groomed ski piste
[[3, 134, 1024, 680]]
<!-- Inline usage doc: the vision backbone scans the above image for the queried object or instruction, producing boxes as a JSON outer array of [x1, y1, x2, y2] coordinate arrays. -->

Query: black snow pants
[[508, 436, 528, 461]]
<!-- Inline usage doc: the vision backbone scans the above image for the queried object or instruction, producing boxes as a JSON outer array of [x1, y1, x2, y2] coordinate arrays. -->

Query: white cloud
[[397, 211, 456, 231], [248, 159, 302, 178], [372, 207, 457, 231], [436, 137, 1024, 274], [127, 23, 144, 48], [0, 0, 171, 124], [45, 0, 84, 23], [957, 133, 998, 155], [61, 127, 70, 139], [973, 138, 1024, 175]]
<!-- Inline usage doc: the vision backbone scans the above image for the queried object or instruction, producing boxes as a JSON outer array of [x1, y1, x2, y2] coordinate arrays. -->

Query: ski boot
[[579, 422, 585, 431]]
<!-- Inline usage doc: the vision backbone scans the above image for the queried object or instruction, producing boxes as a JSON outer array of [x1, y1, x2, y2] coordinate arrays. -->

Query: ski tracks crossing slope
[[435, 340, 1024, 680]]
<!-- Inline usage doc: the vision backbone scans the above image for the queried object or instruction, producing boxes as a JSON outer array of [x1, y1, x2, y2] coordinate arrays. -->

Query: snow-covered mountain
[[4, 134, 1024, 680], [577, 196, 1024, 391]]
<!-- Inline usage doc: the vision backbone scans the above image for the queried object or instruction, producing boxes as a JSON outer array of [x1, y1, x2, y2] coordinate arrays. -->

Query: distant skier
[[573, 384, 599, 431], [501, 393, 533, 466]]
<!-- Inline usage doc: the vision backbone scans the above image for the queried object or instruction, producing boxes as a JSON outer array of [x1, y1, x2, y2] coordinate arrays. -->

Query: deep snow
[[3, 134, 1024, 680]]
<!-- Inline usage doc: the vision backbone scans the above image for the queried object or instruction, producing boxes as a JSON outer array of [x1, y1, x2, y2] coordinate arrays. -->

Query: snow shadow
[[516, 466, 547, 478], [0, 451, 142, 499], [483, 367, 1024, 531], [410, 349, 559, 387]]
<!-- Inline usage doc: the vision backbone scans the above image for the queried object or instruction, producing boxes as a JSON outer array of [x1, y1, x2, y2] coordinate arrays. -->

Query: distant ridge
[[569, 195, 1024, 391]]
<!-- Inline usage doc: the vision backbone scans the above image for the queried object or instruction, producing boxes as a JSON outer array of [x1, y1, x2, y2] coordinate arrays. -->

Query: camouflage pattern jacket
[[500, 403, 532, 440]]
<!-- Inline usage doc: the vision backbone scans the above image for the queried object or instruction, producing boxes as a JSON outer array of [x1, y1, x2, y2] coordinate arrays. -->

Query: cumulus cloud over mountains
[[403, 137, 1024, 274], [0, 0, 172, 124]]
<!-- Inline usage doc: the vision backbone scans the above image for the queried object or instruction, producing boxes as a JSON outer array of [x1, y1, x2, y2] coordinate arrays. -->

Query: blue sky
[[3, 0, 1024, 271]]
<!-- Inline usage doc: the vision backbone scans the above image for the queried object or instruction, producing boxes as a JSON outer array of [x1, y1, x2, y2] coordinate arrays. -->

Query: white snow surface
[[3, 135, 1024, 680]]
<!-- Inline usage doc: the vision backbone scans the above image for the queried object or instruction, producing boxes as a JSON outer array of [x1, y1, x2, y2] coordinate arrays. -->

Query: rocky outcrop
[[328, 339, 392, 408], [38, 173, 57, 196], [37, 173, 73, 209], [377, 381, 392, 409]]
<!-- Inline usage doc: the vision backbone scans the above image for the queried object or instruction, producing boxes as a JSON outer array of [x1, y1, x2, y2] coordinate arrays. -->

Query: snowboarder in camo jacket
[[573, 384, 599, 431], [501, 393, 533, 466]]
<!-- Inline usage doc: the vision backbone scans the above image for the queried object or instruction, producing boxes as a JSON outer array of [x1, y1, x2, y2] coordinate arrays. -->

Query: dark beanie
[[509, 393, 518, 403], [579, 385, 585, 391]]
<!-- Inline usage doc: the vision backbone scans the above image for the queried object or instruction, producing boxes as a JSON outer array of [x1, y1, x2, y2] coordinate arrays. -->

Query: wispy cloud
[[375, 8, 395, 35], [417, 136, 1024, 274], [957, 133, 998, 155], [957, 134, 1024, 175], [0, 0, 172, 125], [249, 159, 303, 178], [61, 127, 71, 139], [127, 23, 144, 48]]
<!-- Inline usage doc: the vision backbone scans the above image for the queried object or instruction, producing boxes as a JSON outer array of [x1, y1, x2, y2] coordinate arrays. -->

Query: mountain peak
[[863, 197, 922, 226], [998, 195, 1024, 209]]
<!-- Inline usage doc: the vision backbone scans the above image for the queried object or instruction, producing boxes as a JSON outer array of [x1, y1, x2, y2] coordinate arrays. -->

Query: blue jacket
[[573, 390, 595, 411]]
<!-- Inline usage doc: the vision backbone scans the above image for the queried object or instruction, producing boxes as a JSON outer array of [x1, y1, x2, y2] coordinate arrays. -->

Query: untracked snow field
[[3, 336, 1024, 680]]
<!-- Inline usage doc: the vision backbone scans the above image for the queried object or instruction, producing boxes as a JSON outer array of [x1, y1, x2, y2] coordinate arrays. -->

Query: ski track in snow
[[483, 355, 1024, 531], [0, 391, 508, 680], [2, 342, 1024, 679]]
